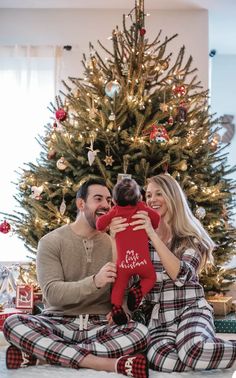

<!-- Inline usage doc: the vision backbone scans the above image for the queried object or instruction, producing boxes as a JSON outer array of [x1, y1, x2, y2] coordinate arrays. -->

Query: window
[[0, 46, 59, 261]]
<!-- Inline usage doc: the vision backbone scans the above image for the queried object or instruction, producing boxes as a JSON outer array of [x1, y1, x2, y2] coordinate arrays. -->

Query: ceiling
[[0, 0, 235, 55]]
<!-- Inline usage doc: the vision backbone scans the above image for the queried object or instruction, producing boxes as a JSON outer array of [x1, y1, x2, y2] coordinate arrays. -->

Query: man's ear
[[76, 198, 85, 211]]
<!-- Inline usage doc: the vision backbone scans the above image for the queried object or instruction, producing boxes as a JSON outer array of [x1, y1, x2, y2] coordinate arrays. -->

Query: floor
[[0, 332, 235, 378]]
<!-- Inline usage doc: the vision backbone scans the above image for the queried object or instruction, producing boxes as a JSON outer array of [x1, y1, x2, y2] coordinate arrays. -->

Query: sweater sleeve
[[36, 235, 103, 307], [174, 248, 201, 287]]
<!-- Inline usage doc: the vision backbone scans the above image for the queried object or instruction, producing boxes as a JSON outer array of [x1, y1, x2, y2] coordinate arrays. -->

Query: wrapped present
[[16, 284, 34, 310], [0, 308, 26, 331], [0, 264, 19, 308], [214, 312, 236, 333], [207, 296, 232, 316]]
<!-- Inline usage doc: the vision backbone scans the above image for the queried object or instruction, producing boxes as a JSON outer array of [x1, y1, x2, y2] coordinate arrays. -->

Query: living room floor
[[0, 332, 235, 378]]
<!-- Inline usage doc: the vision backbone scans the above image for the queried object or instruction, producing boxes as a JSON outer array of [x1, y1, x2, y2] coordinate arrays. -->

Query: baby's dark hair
[[113, 178, 141, 206]]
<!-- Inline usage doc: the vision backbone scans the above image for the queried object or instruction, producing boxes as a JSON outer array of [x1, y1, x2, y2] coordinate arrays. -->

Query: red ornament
[[55, 108, 67, 122], [0, 220, 11, 234], [149, 124, 169, 143], [172, 84, 186, 97], [168, 116, 174, 125], [139, 27, 146, 36]]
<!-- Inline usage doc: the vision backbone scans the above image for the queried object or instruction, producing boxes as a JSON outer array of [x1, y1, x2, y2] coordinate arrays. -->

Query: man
[[3, 178, 150, 378]]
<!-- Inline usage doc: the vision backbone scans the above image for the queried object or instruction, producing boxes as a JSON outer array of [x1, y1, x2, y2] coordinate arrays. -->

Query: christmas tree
[[1, 0, 236, 295]]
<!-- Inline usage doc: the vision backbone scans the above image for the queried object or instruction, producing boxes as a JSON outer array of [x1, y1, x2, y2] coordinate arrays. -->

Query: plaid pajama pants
[[147, 302, 236, 372], [3, 313, 149, 368]]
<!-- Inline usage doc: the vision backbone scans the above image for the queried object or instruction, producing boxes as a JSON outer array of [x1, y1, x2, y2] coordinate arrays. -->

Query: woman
[[110, 174, 236, 372]]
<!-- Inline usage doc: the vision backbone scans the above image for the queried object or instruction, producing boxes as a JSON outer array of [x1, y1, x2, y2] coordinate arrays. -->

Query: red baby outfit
[[96, 201, 160, 308]]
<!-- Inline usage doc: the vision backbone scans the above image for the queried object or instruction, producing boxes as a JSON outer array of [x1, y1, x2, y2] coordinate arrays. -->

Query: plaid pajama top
[[144, 243, 207, 328]]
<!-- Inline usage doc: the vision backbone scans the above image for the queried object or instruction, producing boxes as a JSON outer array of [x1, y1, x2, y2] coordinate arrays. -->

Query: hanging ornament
[[168, 116, 174, 125], [0, 220, 11, 234], [55, 108, 67, 122], [105, 80, 121, 98], [30, 185, 44, 200], [160, 92, 168, 113], [86, 138, 99, 166], [104, 146, 114, 166], [121, 62, 129, 76], [139, 27, 146, 36], [56, 157, 68, 170], [172, 84, 186, 97], [104, 155, 114, 166], [177, 103, 187, 123], [109, 112, 116, 121], [47, 149, 57, 160], [146, 124, 169, 143], [176, 160, 188, 171], [59, 197, 66, 215], [162, 163, 170, 175], [160, 103, 168, 112], [195, 206, 206, 220]]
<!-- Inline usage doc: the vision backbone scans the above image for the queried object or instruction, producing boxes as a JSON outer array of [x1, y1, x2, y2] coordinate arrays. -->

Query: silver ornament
[[195, 206, 206, 220]]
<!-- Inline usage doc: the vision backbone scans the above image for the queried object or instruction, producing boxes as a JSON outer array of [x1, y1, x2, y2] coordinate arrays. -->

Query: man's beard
[[84, 207, 96, 229]]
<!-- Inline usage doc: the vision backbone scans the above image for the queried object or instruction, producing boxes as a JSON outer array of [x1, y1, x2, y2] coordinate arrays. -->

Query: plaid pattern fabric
[[127, 285, 143, 312], [111, 304, 128, 325], [3, 312, 149, 369], [116, 353, 149, 377], [6, 345, 37, 369], [143, 243, 236, 371]]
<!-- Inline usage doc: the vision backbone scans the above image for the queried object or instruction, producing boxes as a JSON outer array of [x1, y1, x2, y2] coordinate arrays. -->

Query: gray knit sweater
[[36, 224, 113, 316]]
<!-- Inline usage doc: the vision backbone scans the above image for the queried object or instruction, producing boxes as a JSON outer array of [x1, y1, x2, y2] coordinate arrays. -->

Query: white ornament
[[87, 150, 98, 166], [59, 198, 66, 215], [86, 139, 99, 166], [30, 185, 44, 200], [195, 206, 206, 220]]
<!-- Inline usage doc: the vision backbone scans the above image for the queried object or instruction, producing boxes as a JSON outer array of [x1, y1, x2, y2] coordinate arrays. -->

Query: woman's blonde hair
[[147, 174, 215, 270]]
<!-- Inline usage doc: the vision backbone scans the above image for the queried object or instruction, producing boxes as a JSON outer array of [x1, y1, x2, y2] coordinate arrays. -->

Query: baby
[[96, 178, 160, 325]]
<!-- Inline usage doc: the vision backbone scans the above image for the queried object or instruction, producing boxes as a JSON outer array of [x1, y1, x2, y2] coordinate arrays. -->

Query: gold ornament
[[104, 155, 114, 166], [159, 103, 168, 112], [56, 157, 68, 170]]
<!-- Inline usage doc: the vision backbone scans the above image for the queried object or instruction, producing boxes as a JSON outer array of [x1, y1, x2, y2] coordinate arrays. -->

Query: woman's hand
[[109, 216, 129, 239], [130, 211, 156, 238]]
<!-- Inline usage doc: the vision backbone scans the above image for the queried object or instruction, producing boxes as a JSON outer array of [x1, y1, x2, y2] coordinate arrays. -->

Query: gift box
[[207, 296, 232, 316], [214, 312, 236, 333], [16, 284, 34, 310], [0, 308, 26, 331]]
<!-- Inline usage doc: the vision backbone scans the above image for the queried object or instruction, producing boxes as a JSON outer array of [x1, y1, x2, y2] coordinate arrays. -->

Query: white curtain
[[0, 45, 62, 262]]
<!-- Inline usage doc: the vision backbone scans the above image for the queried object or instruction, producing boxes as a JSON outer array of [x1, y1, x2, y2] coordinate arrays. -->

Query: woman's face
[[145, 182, 168, 218]]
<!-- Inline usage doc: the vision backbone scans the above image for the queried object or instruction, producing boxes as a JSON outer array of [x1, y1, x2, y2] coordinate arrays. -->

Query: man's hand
[[94, 262, 117, 288]]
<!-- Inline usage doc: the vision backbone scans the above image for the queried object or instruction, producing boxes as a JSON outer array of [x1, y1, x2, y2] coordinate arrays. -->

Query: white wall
[[0, 8, 209, 89]]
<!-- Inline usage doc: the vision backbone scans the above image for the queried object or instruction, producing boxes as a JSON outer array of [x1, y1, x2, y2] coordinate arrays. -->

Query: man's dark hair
[[76, 178, 108, 201], [113, 178, 141, 206]]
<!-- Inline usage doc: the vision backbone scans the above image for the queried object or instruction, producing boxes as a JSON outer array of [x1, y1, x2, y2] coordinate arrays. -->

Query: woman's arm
[[130, 211, 180, 280]]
